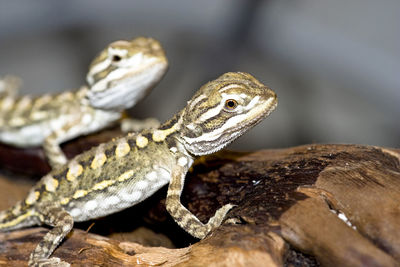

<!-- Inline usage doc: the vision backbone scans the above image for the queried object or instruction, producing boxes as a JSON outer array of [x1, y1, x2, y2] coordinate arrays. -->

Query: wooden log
[[0, 131, 399, 266]]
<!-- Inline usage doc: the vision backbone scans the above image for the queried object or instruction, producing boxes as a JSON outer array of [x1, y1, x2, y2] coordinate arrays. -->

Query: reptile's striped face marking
[[86, 37, 168, 110], [181, 72, 277, 155]]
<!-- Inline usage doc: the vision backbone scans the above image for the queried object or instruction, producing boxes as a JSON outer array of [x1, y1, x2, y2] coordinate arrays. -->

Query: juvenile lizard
[[0, 72, 277, 266], [0, 37, 168, 169]]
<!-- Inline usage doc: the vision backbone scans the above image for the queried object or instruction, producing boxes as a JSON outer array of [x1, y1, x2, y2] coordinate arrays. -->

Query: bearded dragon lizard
[[0, 37, 168, 169], [0, 72, 277, 266]]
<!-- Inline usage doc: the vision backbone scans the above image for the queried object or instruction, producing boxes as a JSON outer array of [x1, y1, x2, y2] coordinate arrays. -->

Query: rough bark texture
[[0, 129, 399, 266]]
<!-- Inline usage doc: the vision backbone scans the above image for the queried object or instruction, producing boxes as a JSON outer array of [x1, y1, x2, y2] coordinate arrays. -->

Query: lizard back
[[29, 130, 177, 221]]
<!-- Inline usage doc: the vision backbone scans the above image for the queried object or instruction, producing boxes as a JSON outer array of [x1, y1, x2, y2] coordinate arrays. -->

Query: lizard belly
[[0, 109, 120, 147], [65, 166, 172, 222], [0, 123, 51, 147], [78, 109, 121, 136], [0, 119, 63, 147], [54, 108, 121, 144]]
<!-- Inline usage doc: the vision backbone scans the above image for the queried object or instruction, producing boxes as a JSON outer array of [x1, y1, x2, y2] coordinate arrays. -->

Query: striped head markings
[[86, 37, 168, 110], [179, 72, 277, 155]]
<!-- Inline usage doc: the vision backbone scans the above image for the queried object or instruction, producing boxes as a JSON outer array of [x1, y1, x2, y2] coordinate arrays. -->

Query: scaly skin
[[0, 72, 277, 266], [0, 37, 168, 169]]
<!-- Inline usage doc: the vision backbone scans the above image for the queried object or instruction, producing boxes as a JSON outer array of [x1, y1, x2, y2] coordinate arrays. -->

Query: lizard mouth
[[242, 95, 277, 129], [222, 95, 277, 144]]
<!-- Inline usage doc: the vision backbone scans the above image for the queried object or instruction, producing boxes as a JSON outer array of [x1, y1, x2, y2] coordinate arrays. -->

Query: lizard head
[[180, 72, 277, 156], [86, 37, 168, 110]]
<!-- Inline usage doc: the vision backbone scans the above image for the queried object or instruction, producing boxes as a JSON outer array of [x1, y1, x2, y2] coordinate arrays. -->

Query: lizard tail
[[0, 201, 38, 231]]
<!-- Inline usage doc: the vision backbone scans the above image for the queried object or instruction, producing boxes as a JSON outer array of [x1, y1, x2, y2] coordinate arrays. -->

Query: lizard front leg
[[43, 130, 68, 169], [43, 117, 83, 169], [29, 203, 73, 267], [165, 158, 235, 239]]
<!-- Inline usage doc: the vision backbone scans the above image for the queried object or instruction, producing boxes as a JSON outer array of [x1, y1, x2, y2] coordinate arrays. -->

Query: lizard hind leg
[[28, 203, 74, 267]]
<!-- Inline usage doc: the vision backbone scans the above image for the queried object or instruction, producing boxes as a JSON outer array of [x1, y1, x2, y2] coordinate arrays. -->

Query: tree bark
[[0, 129, 399, 266]]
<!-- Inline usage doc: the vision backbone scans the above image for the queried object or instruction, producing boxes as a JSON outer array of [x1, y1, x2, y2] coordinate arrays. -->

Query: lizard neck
[[151, 110, 194, 158]]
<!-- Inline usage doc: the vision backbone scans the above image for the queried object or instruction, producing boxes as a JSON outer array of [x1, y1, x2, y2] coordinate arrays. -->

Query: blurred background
[[0, 0, 398, 150]]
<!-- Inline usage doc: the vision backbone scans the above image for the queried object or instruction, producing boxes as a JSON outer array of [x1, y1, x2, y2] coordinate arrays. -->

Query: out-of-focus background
[[0, 0, 398, 150]]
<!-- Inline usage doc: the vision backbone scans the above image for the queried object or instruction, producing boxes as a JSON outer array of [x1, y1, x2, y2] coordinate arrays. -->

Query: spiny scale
[[0, 72, 277, 266], [0, 37, 168, 169]]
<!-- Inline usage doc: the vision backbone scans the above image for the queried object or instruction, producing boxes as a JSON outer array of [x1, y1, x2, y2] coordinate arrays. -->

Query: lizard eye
[[224, 99, 238, 110], [112, 55, 122, 62]]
